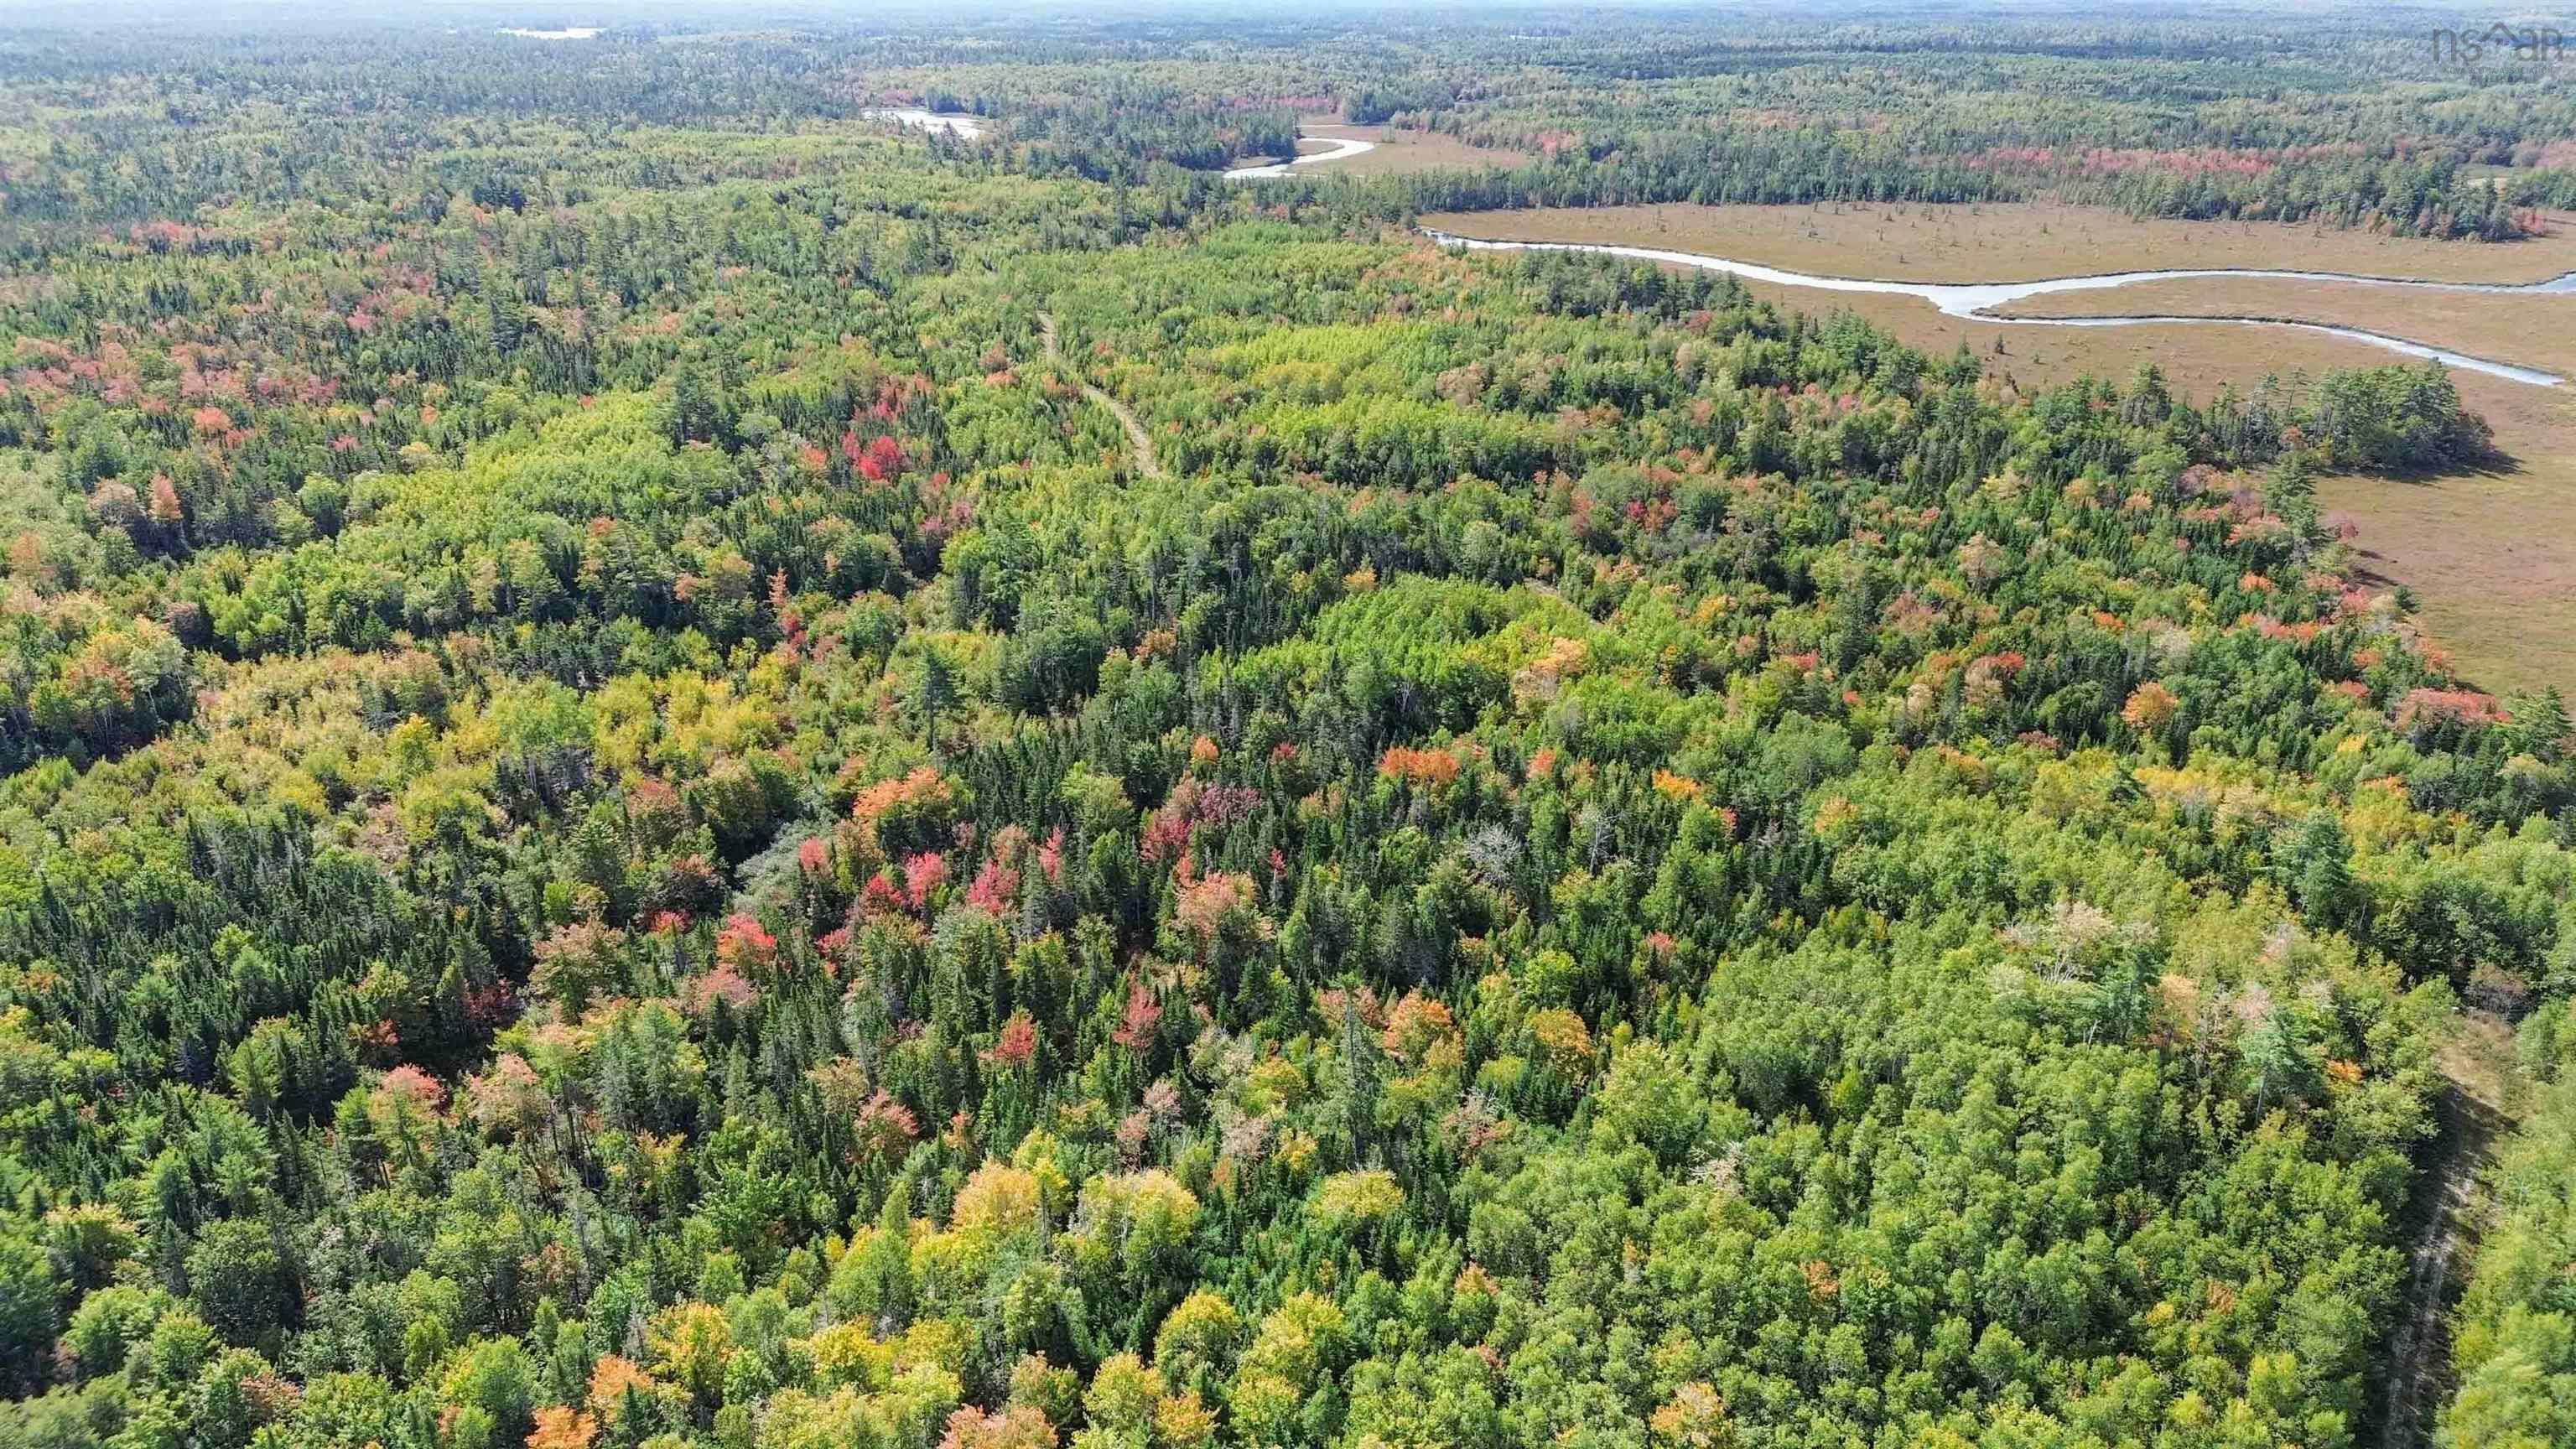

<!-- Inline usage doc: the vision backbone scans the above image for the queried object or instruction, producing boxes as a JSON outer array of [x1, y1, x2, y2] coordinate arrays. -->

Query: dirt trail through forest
[[1038, 312, 1165, 478], [2378, 1015, 2519, 1448]]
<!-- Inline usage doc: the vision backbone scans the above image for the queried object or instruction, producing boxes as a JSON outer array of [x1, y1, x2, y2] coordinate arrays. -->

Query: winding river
[[1423, 228, 2573, 387], [868, 110, 2563, 387], [1224, 135, 1377, 179]]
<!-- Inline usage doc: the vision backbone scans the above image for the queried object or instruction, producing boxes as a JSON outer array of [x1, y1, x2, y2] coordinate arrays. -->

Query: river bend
[[1423, 228, 2572, 387]]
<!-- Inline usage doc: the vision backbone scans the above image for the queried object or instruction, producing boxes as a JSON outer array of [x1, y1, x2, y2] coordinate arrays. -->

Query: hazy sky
[[0, 0, 2502, 33]]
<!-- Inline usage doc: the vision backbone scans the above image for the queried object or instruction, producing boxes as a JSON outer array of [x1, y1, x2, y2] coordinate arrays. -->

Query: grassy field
[[1990, 277, 2576, 378], [1414, 201, 2576, 694], [1418, 200, 2576, 284]]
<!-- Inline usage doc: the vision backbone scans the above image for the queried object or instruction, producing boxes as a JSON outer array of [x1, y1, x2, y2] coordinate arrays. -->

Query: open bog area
[[1418, 200, 2576, 285]]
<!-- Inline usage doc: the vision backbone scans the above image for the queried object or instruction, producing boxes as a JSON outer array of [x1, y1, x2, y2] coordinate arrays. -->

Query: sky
[[0, 0, 2511, 34]]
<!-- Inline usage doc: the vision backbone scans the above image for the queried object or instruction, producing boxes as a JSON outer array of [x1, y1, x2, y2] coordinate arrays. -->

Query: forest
[[1, 7, 2573, 1449]]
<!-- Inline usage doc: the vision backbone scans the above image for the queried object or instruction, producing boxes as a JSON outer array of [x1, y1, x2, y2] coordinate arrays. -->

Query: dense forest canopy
[[4, 4, 2576, 236], [1, 8, 2573, 1449]]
